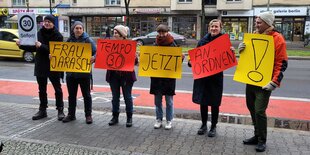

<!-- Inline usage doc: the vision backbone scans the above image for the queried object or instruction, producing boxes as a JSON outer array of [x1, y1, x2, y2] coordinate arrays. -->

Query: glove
[[238, 42, 246, 53], [262, 81, 278, 91]]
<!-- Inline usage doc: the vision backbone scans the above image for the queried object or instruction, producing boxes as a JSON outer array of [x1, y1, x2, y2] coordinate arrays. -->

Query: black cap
[[44, 15, 55, 25]]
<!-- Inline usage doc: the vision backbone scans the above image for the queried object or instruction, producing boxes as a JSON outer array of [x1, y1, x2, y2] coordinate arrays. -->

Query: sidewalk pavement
[[0, 101, 310, 155]]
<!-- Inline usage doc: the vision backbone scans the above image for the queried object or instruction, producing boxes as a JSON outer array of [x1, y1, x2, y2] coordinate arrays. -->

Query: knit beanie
[[257, 11, 275, 27], [71, 21, 84, 31], [156, 24, 169, 32], [114, 25, 128, 38], [44, 15, 55, 25]]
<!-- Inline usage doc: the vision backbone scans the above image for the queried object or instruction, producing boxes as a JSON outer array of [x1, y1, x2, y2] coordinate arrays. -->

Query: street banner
[[138, 46, 183, 79], [188, 34, 237, 79], [17, 12, 37, 45], [94, 39, 136, 71], [234, 33, 275, 87], [49, 42, 92, 73]]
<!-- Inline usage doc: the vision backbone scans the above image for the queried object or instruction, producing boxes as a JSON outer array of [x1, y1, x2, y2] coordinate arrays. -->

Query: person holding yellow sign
[[62, 21, 96, 124], [151, 24, 179, 130], [238, 12, 288, 152]]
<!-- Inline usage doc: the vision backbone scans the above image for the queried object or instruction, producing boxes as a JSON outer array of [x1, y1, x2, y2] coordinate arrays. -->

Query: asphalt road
[[0, 58, 309, 99]]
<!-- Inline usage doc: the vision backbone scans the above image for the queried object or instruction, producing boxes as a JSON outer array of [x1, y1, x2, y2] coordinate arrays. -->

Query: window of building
[[12, 0, 26, 6], [106, 0, 121, 5], [222, 18, 248, 40], [205, 0, 216, 5], [86, 16, 123, 37], [178, 0, 192, 3], [172, 16, 197, 39], [129, 16, 168, 37], [73, 0, 77, 3], [51, 0, 55, 3]]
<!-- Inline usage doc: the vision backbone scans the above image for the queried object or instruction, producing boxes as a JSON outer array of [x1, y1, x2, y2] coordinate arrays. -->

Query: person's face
[[255, 17, 270, 34], [43, 19, 54, 29], [157, 31, 168, 37], [113, 30, 123, 40], [209, 21, 221, 37], [73, 25, 84, 38]]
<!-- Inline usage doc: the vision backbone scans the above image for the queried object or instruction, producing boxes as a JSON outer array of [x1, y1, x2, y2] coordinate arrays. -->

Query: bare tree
[[201, 0, 206, 38], [124, 0, 130, 26]]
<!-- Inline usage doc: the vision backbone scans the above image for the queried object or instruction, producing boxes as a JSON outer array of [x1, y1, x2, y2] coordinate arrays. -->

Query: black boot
[[62, 115, 76, 123], [126, 112, 133, 127], [197, 124, 207, 135], [57, 107, 65, 121], [108, 112, 119, 126], [32, 110, 47, 120]]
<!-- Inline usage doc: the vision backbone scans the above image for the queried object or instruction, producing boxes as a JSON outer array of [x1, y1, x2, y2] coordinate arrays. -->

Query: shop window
[[12, 0, 26, 6], [86, 16, 123, 37], [178, 0, 192, 3], [106, 0, 121, 5], [205, 0, 216, 5], [222, 18, 248, 41], [172, 17, 197, 39]]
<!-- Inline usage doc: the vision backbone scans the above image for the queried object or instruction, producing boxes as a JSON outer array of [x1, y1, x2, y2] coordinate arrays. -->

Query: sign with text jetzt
[[188, 34, 237, 79], [49, 42, 92, 73], [233, 33, 275, 87], [138, 46, 183, 79], [94, 39, 136, 71]]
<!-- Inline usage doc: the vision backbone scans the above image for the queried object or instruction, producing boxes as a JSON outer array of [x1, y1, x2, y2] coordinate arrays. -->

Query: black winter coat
[[20, 27, 63, 78], [150, 41, 177, 96], [191, 33, 223, 106]]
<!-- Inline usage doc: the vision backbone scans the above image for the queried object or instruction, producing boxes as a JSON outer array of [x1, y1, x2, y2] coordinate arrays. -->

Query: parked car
[[0, 29, 35, 62], [132, 31, 186, 46]]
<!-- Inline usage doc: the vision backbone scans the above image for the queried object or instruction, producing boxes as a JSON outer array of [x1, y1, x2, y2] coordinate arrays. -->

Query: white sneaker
[[154, 120, 162, 129], [165, 121, 172, 130]]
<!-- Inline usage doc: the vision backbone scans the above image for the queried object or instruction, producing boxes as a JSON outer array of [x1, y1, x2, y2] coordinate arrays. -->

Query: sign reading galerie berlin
[[49, 42, 92, 73], [17, 12, 37, 46]]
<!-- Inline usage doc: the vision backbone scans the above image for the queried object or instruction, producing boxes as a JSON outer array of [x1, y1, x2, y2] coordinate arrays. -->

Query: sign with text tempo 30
[[94, 39, 137, 71], [233, 33, 275, 87], [188, 34, 237, 79], [18, 13, 37, 45], [138, 46, 183, 79], [49, 42, 92, 73]]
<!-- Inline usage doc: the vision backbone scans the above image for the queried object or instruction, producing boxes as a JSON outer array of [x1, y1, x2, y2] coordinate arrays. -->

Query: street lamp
[[49, 0, 52, 14], [267, 0, 270, 11], [26, 0, 29, 12]]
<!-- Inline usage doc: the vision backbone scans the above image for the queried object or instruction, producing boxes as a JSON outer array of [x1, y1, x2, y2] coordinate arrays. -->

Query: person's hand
[[230, 46, 235, 52], [49, 54, 51, 60], [238, 42, 246, 54], [262, 81, 278, 91], [90, 56, 96, 64], [16, 40, 20, 46], [35, 41, 42, 48]]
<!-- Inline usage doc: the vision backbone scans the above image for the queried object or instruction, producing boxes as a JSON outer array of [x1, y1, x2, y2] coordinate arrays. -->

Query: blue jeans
[[109, 74, 134, 113], [154, 94, 173, 121]]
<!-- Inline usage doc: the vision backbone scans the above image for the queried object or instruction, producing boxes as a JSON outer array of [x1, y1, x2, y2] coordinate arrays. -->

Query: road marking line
[[11, 118, 57, 138]]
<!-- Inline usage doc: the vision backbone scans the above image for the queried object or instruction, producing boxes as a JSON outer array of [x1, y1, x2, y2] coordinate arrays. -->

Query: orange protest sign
[[188, 34, 237, 79], [94, 39, 137, 71]]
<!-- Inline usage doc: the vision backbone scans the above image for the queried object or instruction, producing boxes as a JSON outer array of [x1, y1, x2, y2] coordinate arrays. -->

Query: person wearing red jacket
[[238, 11, 288, 152]]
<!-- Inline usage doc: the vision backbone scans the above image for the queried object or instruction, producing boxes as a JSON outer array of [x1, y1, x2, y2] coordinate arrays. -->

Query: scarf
[[156, 33, 174, 46]]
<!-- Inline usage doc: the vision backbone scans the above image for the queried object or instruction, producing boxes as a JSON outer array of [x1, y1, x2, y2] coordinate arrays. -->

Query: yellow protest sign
[[234, 33, 275, 87], [49, 42, 92, 73], [138, 46, 183, 79]]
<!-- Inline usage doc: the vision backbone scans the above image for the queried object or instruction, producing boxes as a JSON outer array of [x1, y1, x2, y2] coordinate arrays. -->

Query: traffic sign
[[18, 13, 37, 46]]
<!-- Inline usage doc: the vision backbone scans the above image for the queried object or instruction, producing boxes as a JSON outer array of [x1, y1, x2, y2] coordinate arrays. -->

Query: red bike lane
[[0, 80, 309, 121]]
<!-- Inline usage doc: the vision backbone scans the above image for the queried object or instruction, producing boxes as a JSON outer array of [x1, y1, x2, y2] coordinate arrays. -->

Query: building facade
[[0, 0, 309, 41]]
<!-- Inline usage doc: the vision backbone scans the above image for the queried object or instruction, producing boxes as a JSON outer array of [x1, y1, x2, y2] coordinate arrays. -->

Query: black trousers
[[66, 76, 92, 117], [200, 105, 219, 129], [36, 76, 63, 110]]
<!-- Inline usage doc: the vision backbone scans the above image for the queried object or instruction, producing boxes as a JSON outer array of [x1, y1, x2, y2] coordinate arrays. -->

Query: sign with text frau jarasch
[[233, 33, 275, 87], [94, 39, 137, 71], [188, 34, 237, 79], [138, 46, 183, 79], [49, 42, 92, 73]]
